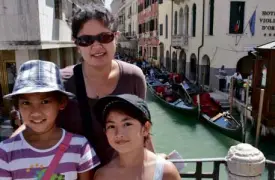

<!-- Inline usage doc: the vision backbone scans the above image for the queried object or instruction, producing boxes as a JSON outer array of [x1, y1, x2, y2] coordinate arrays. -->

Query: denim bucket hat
[[3, 60, 75, 99]]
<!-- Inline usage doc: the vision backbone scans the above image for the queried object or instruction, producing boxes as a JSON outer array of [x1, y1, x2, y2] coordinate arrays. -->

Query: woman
[[11, 2, 152, 167], [93, 94, 181, 180]]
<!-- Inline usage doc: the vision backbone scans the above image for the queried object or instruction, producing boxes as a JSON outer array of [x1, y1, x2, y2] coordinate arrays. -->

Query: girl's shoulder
[[161, 159, 181, 180], [152, 153, 181, 180], [65, 131, 89, 146], [0, 133, 22, 152], [93, 158, 117, 180]]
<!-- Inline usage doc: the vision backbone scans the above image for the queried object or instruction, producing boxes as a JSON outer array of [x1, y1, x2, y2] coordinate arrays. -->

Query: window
[[145, 0, 150, 9], [143, 23, 146, 33], [209, 0, 214, 35], [229, 2, 245, 34], [54, 0, 62, 19], [150, 19, 155, 31], [128, 24, 131, 34], [160, 24, 163, 35], [165, 15, 168, 38], [153, 47, 158, 59], [174, 11, 178, 35], [139, 46, 142, 56], [139, 24, 142, 34], [138, 4, 143, 13], [192, 4, 197, 37], [129, 7, 132, 16]]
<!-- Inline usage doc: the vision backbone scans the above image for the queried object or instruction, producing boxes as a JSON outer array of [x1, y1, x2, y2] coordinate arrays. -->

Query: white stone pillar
[[226, 143, 266, 180]]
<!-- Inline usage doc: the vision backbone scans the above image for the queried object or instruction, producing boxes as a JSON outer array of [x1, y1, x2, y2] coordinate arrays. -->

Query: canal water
[[147, 92, 271, 179]]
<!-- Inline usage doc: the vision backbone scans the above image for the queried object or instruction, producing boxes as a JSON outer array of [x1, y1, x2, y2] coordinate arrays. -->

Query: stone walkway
[[0, 119, 13, 142]]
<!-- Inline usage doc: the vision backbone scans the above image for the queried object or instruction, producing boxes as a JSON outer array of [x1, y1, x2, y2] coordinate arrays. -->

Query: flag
[[249, 10, 256, 36], [234, 20, 240, 33]]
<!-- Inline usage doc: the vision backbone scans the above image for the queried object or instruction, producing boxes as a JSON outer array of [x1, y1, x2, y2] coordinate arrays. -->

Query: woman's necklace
[[83, 70, 108, 99]]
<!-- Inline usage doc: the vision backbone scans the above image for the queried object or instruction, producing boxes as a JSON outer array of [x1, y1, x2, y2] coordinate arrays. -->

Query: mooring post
[[255, 89, 265, 147], [229, 78, 234, 114], [226, 143, 265, 180]]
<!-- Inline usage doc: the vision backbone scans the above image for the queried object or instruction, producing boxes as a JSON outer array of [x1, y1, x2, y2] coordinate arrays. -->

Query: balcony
[[118, 24, 125, 32], [125, 32, 137, 40], [171, 34, 189, 49]]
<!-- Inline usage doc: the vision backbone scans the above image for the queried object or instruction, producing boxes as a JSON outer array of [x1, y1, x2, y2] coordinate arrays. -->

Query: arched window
[[165, 15, 168, 38], [192, 4, 196, 37], [209, 0, 214, 35], [179, 8, 183, 34], [174, 11, 178, 35]]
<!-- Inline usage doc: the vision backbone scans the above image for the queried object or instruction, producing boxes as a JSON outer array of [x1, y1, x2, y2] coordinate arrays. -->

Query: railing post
[[226, 143, 266, 180]]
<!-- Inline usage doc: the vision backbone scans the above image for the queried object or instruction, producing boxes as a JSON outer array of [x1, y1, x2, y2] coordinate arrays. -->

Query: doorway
[[0, 61, 17, 116]]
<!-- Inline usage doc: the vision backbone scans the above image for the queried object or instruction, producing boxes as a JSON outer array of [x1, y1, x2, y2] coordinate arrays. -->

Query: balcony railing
[[124, 32, 137, 39], [172, 34, 189, 49], [118, 24, 125, 32]]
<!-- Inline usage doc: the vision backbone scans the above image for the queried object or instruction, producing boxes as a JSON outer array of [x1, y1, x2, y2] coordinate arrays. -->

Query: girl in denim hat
[[0, 60, 100, 180], [93, 94, 181, 180]]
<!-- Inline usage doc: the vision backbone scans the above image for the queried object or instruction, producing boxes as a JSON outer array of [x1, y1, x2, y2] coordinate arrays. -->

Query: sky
[[105, 0, 112, 9]]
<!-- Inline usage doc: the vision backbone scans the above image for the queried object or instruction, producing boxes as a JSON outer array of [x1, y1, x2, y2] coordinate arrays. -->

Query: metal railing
[[169, 158, 275, 179]]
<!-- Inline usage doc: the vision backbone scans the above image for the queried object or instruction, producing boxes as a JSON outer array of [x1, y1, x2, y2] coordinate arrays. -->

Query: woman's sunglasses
[[75, 32, 115, 47]]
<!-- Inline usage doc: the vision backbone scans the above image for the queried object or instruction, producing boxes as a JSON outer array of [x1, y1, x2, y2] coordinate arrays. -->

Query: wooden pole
[[197, 94, 201, 120], [242, 81, 250, 143], [229, 78, 234, 114], [255, 89, 265, 148]]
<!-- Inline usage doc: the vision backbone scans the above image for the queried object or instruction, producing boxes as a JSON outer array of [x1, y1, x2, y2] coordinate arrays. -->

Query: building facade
[[158, 0, 275, 90], [138, 0, 159, 61], [112, 0, 138, 57], [0, 0, 94, 115]]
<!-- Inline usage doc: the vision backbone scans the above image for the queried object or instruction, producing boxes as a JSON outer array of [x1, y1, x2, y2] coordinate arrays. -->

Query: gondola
[[193, 93, 242, 141], [146, 76, 198, 113]]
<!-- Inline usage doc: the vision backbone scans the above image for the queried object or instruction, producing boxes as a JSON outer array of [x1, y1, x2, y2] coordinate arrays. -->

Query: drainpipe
[[197, 0, 205, 84], [169, 0, 174, 71]]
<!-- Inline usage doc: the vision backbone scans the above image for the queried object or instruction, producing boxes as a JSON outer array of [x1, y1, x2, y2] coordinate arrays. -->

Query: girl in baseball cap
[[93, 94, 181, 180]]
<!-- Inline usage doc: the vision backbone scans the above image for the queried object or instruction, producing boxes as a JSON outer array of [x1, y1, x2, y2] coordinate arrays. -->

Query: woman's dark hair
[[71, 3, 118, 38]]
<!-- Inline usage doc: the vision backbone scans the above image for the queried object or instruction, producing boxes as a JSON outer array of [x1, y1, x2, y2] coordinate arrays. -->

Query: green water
[[146, 92, 270, 179]]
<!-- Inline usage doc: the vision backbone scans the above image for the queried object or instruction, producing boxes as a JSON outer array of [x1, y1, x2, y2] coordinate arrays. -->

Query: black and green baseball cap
[[94, 94, 151, 125]]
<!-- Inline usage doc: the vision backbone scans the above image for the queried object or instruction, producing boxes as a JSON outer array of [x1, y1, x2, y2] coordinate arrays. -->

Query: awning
[[256, 41, 275, 50]]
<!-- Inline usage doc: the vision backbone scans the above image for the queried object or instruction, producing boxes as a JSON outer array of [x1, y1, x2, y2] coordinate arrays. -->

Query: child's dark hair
[[12, 91, 68, 109], [103, 102, 152, 144], [71, 3, 118, 39]]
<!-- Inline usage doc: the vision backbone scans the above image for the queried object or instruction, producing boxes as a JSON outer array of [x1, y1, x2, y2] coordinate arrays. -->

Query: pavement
[[0, 118, 13, 142]]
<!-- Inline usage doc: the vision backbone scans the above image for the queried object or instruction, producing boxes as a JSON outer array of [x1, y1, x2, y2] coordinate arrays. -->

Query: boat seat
[[210, 113, 223, 122]]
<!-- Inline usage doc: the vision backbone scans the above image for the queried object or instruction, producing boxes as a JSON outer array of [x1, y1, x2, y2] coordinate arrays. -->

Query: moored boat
[[146, 77, 198, 113], [193, 93, 242, 141]]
